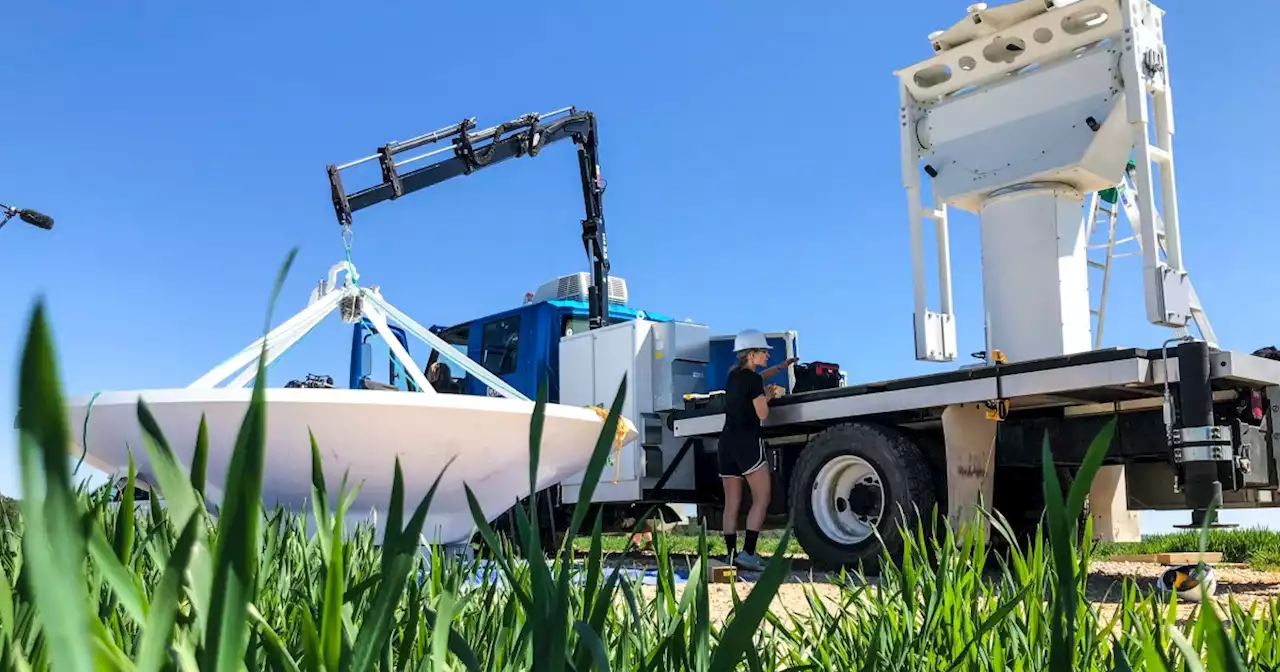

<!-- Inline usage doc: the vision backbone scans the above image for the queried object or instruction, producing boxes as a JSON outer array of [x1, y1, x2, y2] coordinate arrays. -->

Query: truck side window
[[562, 316, 590, 337], [481, 316, 521, 376]]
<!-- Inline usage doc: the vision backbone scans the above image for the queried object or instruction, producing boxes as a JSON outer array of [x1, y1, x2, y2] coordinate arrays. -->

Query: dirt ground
[[612, 553, 1280, 626], [1086, 560, 1280, 624]]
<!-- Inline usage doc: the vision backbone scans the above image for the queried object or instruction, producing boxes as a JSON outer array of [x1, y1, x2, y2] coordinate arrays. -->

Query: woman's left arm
[[761, 357, 800, 380]]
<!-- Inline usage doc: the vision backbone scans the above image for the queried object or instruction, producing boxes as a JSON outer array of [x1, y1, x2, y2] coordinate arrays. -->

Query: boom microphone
[[19, 209, 53, 230]]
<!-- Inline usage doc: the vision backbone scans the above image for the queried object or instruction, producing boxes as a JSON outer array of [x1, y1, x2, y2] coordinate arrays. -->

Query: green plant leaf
[[564, 374, 628, 542], [201, 247, 296, 672], [135, 400, 201, 532], [136, 513, 201, 672], [420, 603, 484, 672], [349, 454, 455, 672], [707, 527, 794, 672], [572, 620, 612, 672], [429, 592, 459, 670], [297, 604, 322, 668], [320, 477, 348, 671], [86, 522, 148, 625], [309, 428, 332, 563], [246, 604, 302, 672], [1167, 627, 1206, 672], [1041, 431, 1076, 672], [14, 300, 94, 672], [191, 415, 209, 498], [1066, 418, 1116, 526], [945, 581, 1034, 671], [114, 450, 137, 564], [0, 555, 15, 647]]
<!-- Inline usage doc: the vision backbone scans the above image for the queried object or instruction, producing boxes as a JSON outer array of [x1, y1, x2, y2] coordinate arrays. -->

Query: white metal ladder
[[1085, 163, 1217, 349]]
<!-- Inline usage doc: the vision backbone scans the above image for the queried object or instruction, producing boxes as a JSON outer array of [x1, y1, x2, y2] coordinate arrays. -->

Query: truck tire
[[790, 422, 936, 572]]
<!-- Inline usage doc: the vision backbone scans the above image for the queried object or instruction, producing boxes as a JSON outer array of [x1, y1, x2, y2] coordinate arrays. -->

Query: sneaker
[[733, 552, 766, 572]]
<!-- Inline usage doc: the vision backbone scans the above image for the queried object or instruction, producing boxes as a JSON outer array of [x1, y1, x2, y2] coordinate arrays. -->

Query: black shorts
[[717, 435, 767, 478]]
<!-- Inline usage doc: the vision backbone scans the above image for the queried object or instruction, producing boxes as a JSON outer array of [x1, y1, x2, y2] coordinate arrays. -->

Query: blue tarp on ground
[[419, 560, 755, 590]]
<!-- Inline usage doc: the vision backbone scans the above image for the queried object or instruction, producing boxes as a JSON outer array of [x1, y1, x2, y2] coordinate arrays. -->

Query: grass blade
[[1168, 627, 1206, 672], [86, 523, 148, 624], [113, 451, 137, 564], [320, 480, 348, 670], [349, 455, 456, 672], [190, 415, 209, 499], [246, 604, 302, 672], [707, 527, 794, 672], [572, 620, 612, 672], [1066, 418, 1116, 525], [201, 247, 296, 672], [564, 375, 628, 541], [15, 300, 94, 672], [136, 513, 201, 672]]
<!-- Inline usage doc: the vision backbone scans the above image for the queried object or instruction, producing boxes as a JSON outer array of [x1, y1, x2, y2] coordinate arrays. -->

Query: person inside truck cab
[[718, 329, 797, 571], [426, 361, 461, 394]]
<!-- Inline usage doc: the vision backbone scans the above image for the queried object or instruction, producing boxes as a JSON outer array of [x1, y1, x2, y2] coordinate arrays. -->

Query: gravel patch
[[602, 552, 1280, 624]]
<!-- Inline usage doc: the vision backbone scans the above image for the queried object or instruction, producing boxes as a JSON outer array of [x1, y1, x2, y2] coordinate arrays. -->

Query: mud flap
[[941, 402, 998, 542]]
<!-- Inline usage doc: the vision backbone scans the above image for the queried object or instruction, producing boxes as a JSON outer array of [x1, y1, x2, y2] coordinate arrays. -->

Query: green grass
[[1094, 529, 1280, 571], [2, 248, 1278, 670]]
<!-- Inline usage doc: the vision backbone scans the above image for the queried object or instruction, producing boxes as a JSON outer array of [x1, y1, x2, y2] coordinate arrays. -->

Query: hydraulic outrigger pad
[[324, 106, 613, 330]]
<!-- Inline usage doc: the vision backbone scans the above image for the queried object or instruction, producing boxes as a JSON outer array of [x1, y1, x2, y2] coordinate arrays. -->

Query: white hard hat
[[733, 329, 772, 353], [1155, 563, 1217, 603]]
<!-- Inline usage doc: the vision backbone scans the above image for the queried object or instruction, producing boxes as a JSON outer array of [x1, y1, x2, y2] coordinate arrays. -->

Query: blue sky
[[2, 0, 1277, 535]]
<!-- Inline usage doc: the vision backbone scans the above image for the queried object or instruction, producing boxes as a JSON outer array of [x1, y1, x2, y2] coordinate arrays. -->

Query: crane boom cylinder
[[324, 106, 612, 330]]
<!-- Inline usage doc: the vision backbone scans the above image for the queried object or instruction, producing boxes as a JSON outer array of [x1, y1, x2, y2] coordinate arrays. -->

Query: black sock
[[724, 533, 737, 557], [743, 530, 759, 556]]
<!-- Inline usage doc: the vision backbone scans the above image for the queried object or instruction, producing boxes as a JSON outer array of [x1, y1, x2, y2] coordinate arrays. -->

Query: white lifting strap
[[187, 260, 528, 401], [362, 301, 435, 395]]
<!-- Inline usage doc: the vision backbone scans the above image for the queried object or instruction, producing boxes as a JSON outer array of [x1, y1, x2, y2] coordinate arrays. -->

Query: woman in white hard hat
[[718, 329, 797, 571]]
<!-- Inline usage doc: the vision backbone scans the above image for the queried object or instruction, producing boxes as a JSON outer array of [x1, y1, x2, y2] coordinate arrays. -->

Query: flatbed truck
[[326, 0, 1280, 569]]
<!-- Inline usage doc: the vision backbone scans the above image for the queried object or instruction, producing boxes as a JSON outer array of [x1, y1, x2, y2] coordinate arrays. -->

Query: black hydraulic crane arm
[[325, 106, 612, 330]]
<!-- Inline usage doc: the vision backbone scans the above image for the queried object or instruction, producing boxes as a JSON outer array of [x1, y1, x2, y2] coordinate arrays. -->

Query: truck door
[[349, 319, 419, 391]]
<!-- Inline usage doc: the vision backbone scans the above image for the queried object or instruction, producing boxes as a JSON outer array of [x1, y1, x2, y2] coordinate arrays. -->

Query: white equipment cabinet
[[559, 318, 711, 502]]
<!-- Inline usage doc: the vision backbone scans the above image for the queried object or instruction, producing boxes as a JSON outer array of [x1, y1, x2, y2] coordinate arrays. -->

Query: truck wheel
[[790, 422, 936, 572]]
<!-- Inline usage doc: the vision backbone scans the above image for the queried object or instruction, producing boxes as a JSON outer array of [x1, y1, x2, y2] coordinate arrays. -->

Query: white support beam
[[361, 290, 529, 401], [362, 300, 436, 395], [189, 289, 346, 389], [224, 300, 334, 389], [187, 260, 525, 402]]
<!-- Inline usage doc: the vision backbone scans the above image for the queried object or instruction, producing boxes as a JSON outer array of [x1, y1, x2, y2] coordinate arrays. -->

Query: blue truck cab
[[344, 280, 806, 537], [348, 297, 680, 402], [348, 294, 802, 406]]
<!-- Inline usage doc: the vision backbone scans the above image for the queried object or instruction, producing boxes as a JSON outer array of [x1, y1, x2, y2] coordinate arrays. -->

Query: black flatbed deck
[[669, 346, 1280, 437]]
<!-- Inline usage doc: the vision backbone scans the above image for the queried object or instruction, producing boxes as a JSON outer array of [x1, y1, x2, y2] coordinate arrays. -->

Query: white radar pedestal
[[979, 182, 1093, 362], [892, 0, 1214, 544]]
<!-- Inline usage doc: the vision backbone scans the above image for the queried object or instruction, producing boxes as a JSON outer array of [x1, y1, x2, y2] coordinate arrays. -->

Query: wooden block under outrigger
[[1107, 552, 1223, 565], [707, 558, 737, 584]]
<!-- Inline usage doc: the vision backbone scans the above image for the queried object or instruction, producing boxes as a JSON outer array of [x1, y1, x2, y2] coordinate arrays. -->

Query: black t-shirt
[[721, 367, 766, 442]]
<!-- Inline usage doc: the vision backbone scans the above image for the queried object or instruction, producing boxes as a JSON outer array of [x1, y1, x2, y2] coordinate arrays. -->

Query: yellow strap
[[587, 406, 628, 484]]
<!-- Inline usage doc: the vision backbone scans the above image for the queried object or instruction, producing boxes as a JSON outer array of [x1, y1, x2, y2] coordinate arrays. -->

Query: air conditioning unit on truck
[[326, 0, 1280, 570]]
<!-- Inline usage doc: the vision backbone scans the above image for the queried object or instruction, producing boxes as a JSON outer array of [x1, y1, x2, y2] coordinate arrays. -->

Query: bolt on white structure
[[895, 0, 1199, 364]]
